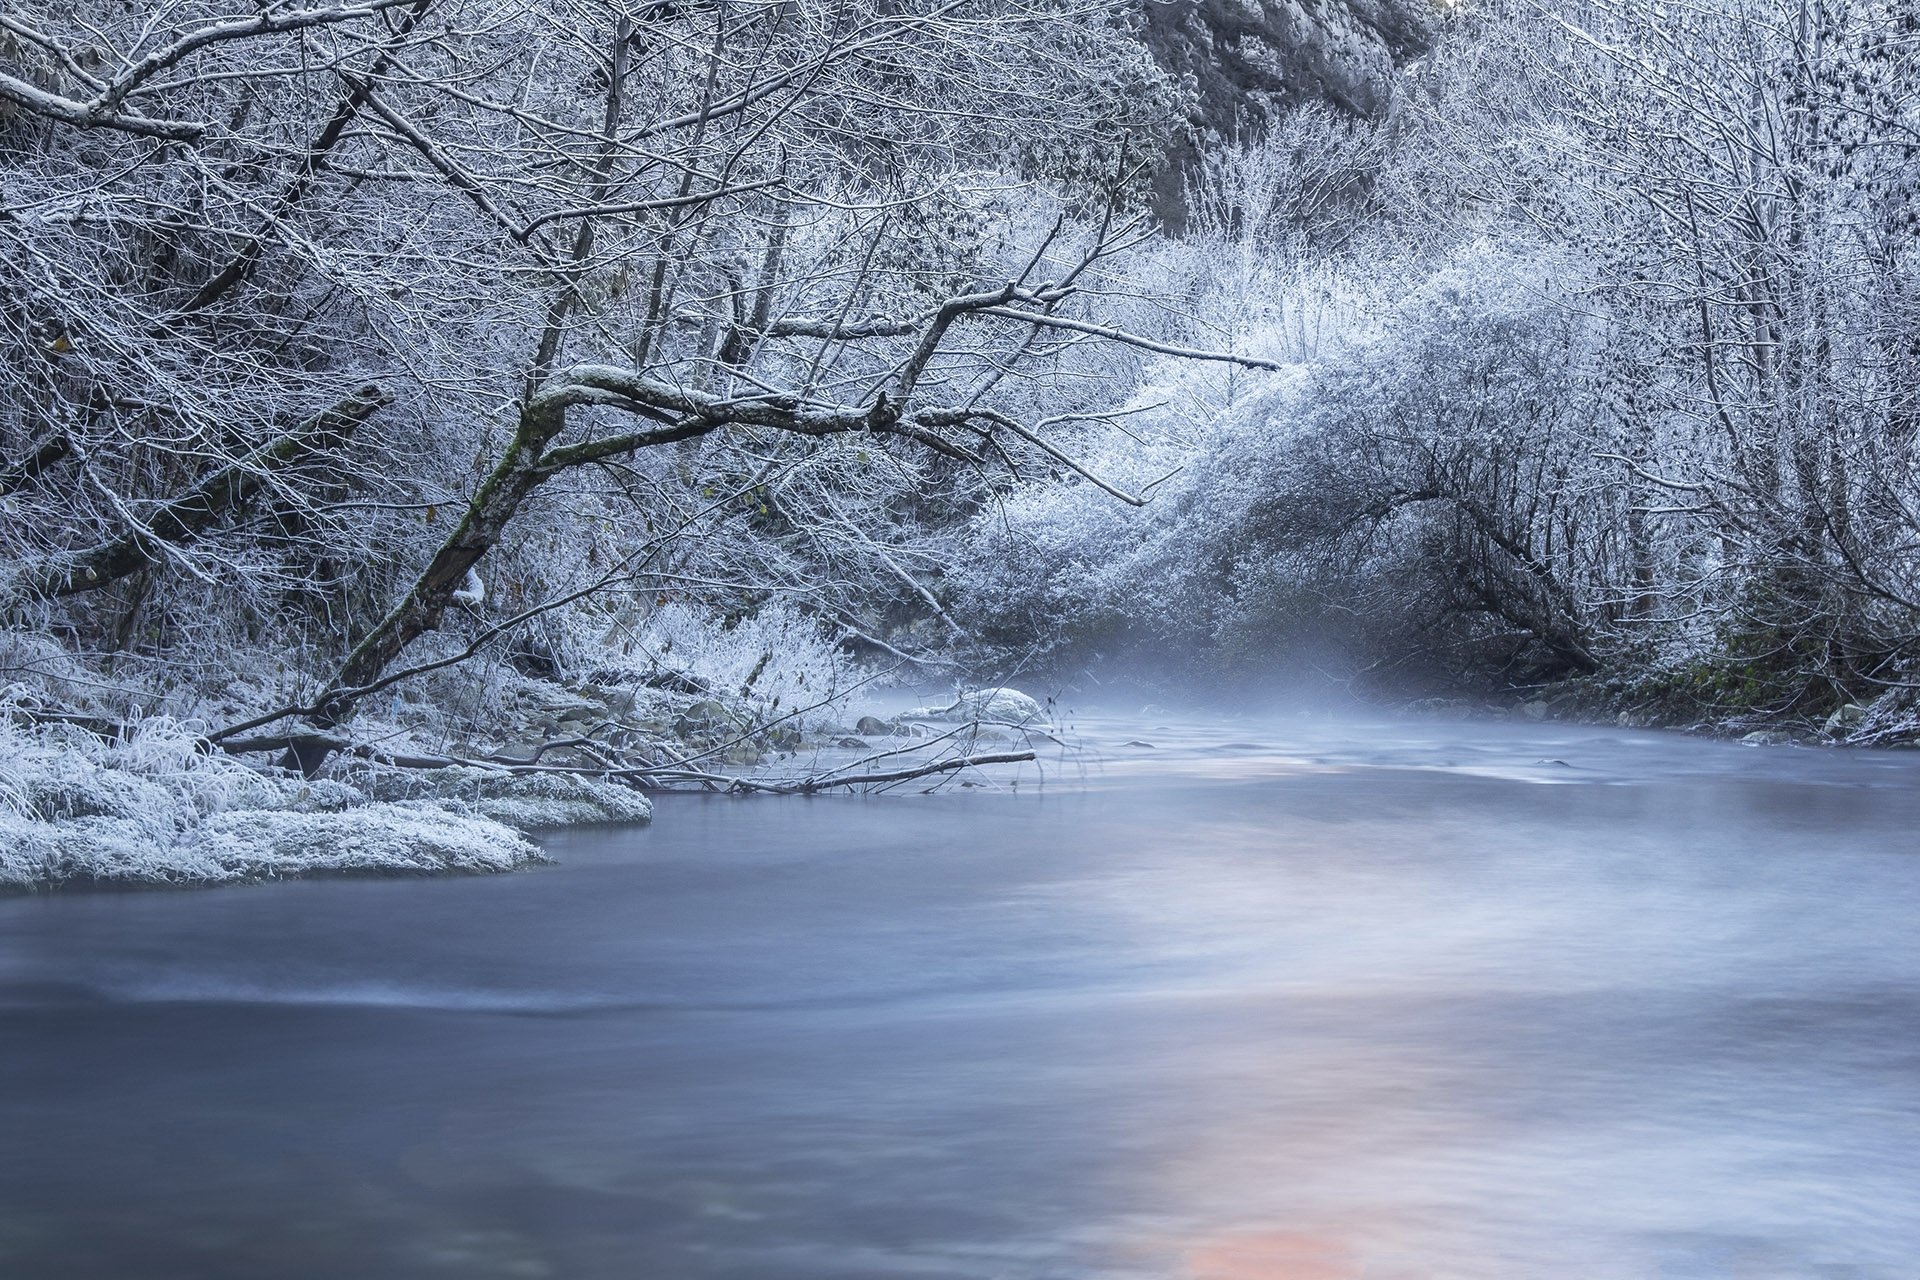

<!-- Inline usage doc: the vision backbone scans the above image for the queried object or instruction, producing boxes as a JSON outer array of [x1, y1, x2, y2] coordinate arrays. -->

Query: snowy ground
[[0, 715, 651, 892]]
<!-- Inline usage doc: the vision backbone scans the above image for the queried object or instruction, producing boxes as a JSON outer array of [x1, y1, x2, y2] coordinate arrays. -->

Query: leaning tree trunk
[[3, 387, 387, 607], [302, 400, 566, 730], [285, 22, 640, 773]]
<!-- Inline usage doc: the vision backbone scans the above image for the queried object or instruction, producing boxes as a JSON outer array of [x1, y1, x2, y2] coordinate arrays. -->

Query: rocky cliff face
[[1146, 0, 1435, 119], [1140, 0, 1438, 217]]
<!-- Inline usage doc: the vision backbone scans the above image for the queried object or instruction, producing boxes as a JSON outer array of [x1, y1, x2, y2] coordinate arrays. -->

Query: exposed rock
[[1139, 0, 1438, 220], [672, 698, 744, 738], [1825, 703, 1868, 736], [503, 682, 614, 737], [855, 715, 894, 735], [901, 687, 1047, 726], [1143, 0, 1432, 119], [571, 682, 637, 717]]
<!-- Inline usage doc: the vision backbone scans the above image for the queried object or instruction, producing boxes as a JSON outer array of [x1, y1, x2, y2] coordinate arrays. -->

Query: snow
[[349, 764, 654, 830], [901, 687, 1048, 726], [0, 710, 648, 892], [1, 805, 541, 890]]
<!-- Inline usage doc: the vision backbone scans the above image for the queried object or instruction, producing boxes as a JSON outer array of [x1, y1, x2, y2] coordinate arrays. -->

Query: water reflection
[[3, 714, 1920, 1278]]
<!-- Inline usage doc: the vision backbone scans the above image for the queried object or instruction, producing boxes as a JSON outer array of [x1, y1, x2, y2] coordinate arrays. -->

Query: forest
[[2, 0, 1917, 885]]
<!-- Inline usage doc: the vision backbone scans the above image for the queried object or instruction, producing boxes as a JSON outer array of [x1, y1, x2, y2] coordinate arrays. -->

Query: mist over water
[[5, 710, 1920, 1279]]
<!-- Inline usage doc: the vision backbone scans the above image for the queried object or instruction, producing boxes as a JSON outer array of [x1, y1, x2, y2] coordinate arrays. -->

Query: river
[[4, 711, 1919, 1278]]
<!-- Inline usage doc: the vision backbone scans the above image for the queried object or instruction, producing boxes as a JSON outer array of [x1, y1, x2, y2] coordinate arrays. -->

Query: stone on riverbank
[[901, 687, 1047, 726]]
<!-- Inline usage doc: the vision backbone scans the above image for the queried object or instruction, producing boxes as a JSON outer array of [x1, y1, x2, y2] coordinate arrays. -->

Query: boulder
[[503, 682, 617, 737], [854, 715, 893, 735], [1740, 729, 1792, 746], [1406, 696, 1469, 715], [1825, 703, 1868, 736], [672, 698, 744, 738], [901, 687, 1047, 726], [571, 682, 637, 717]]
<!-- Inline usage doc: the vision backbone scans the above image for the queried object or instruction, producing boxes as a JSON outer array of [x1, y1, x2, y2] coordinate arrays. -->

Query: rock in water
[[1825, 703, 1868, 737], [902, 687, 1047, 726]]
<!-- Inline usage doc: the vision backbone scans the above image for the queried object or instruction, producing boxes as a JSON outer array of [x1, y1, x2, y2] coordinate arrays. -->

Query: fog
[[7, 710, 1919, 1279]]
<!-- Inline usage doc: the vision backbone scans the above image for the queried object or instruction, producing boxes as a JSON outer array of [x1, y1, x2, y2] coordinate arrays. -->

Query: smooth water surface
[[5, 713, 1920, 1279]]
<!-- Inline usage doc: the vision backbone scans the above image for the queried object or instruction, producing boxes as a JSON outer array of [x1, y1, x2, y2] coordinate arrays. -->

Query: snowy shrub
[[0, 628, 99, 709], [626, 601, 873, 732], [0, 802, 545, 891]]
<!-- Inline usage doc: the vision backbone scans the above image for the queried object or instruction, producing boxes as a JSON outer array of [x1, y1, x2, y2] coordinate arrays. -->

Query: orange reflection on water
[[1186, 1229, 1361, 1280]]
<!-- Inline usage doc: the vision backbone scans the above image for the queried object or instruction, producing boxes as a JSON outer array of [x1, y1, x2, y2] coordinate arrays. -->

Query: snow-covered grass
[[347, 763, 654, 829], [0, 804, 540, 889], [0, 706, 650, 892]]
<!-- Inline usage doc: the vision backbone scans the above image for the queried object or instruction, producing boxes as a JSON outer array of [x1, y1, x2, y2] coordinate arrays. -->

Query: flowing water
[[5, 712, 1920, 1279]]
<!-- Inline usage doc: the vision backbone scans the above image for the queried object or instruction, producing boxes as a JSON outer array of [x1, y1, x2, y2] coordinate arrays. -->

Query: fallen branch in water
[[215, 727, 1036, 795], [695, 750, 1037, 794]]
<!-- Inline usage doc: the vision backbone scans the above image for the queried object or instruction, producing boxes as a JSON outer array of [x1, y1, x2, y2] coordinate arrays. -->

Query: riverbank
[[0, 714, 656, 892], [1409, 670, 1920, 750], [0, 681, 1051, 893]]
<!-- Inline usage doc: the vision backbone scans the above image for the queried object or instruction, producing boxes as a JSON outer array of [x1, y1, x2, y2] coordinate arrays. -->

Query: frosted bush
[[19, 768, 174, 825], [0, 712, 287, 839], [0, 806, 541, 889], [629, 601, 872, 731], [0, 628, 118, 714], [0, 813, 59, 888]]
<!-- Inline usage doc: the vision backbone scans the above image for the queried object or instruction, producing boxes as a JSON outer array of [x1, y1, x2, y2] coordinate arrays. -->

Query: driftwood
[[702, 750, 1037, 793], [217, 725, 1036, 795]]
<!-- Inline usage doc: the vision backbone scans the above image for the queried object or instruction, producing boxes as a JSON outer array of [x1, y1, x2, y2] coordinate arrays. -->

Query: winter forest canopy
[[1, 0, 1917, 884]]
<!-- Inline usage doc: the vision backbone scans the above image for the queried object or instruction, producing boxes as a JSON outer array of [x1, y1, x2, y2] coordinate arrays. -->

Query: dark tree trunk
[[7, 387, 386, 604]]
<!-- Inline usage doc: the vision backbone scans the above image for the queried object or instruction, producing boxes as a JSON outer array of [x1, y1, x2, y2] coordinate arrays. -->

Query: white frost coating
[[0, 711, 642, 890], [451, 567, 487, 607], [194, 806, 540, 878], [351, 765, 653, 830], [0, 805, 541, 888], [901, 687, 1046, 725]]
